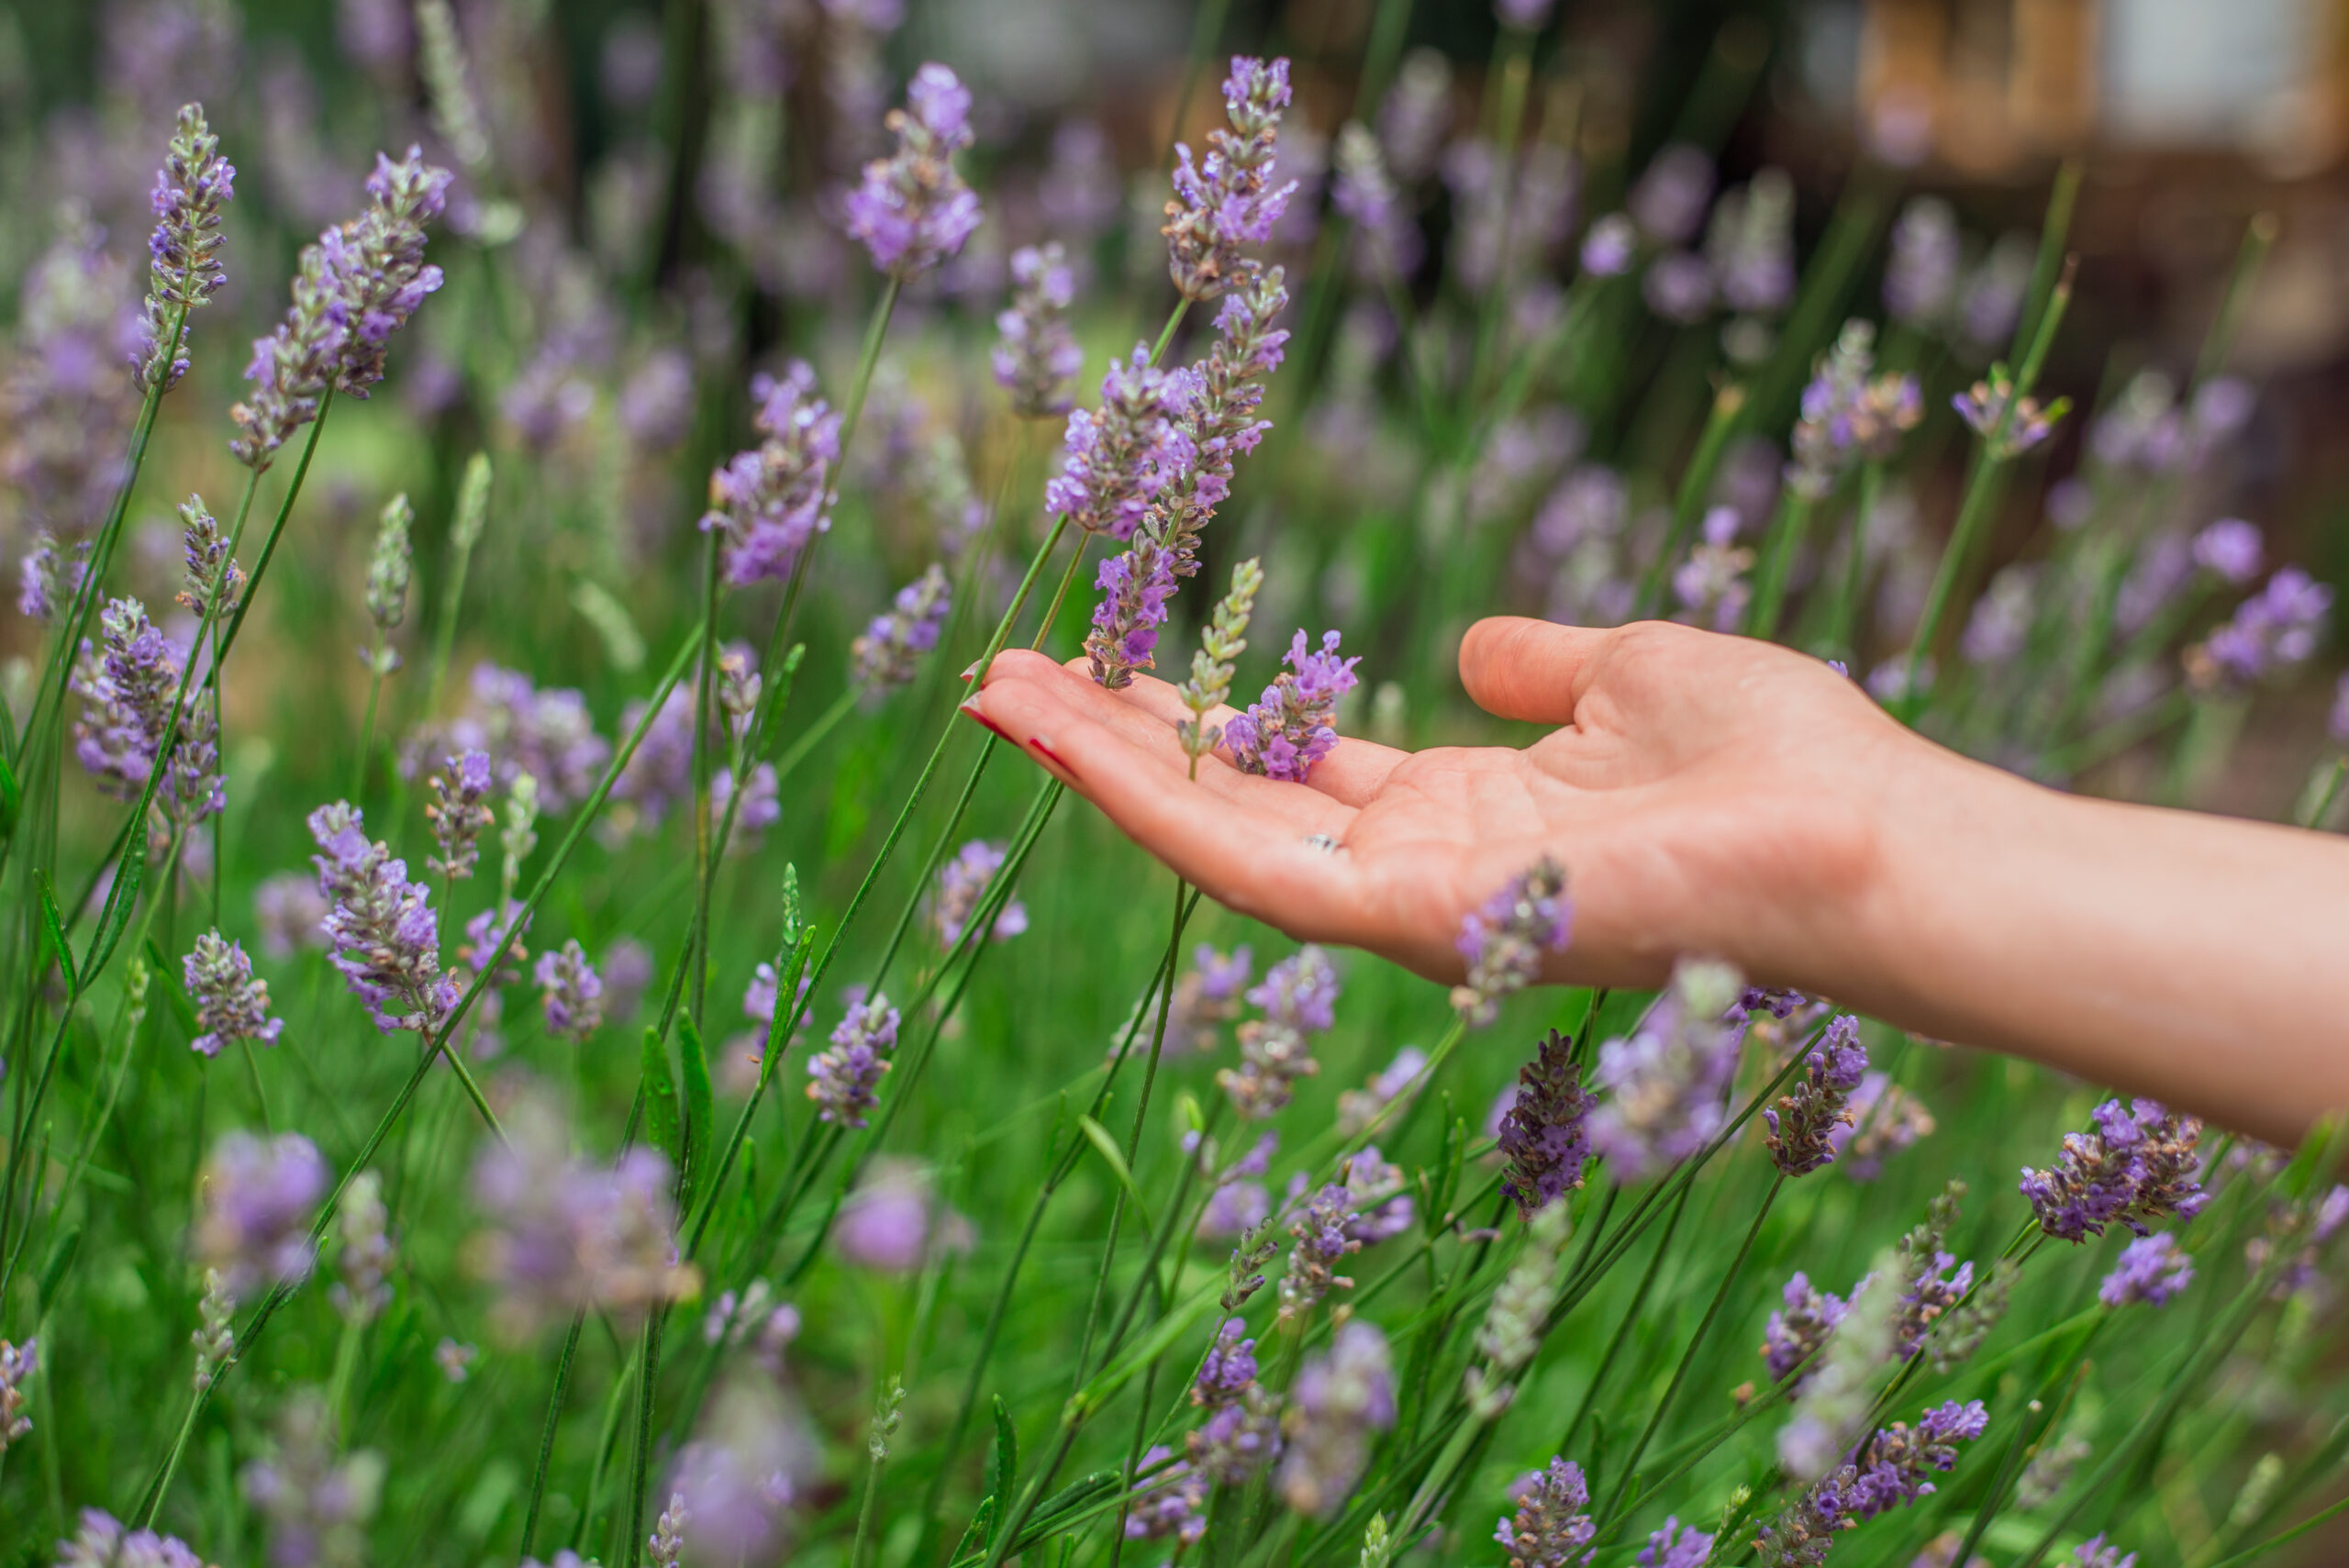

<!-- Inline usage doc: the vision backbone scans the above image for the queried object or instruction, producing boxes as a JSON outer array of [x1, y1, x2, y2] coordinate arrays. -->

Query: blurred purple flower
[[1277, 1320, 1393, 1515], [1453, 857, 1573, 1027], [195, 1130, 328, 1303], [993, 242, 1082, 417], [308, 800, 458, 1035], [843, 63, 982, 278], [2099, 1233, 2193, 1308], [700, 363, 842, 587], [1494, 1457, 1593, 1568]]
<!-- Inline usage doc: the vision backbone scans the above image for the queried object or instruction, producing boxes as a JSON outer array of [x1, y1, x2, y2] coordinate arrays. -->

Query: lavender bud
[[1589, 959, 1745, 1181], [1953, 363, 2069, 459], [1083, 530, 1181, 689], [1164, 57, 1299, 300], [1451, 857, 1573, 1027], [534, 939, 606, 1041], [195, 1130, 329, 1304], [309, 800, 457, 1034], [1224, 628, 1361, 782], [843, 63, 982, 279], [137, 103, 236, 392], [1776, 1252, 1899, 1484], [1168, 944, 1253, 1056], [2070, 1535, 2139, 1568], [1175, 556, 1264, 765], [0, 1337, 34, 1451], [1629, 144, 1716, 245], [1219, 946, 1339, 1120], [55, 1510, 206, 1568], [1581, 212, 1638, 277], [434, 1338, 477, 1383], [1494, 1458, 1594, 1568], [1047, 346, 1186, 542], [931, 840, 1028, 947], [1707, 170, 1796, 317], [416, 0, 491, 172], [700, 364, 842, 587], [1278, 1320, 1394, 1516], [241, 1390, 384, 1568], [2020, 1097, 2206, 1242], [174, 493, 244, 619], [361, 493, 412, 673], [184, 930, 283, 1058], [1957, 233, 2034, 356], [852, 563, 952, 691], [193, 1270, 236, 1391], [1763, 1272, 1849, 1385], [1336, 1048, 1429, 1136], [993, 242, 1083, 417], [427, 750, 495, 881], [1497, 1028, 1594, 1215], [1640, 1518, 1716, 1568], [1764, 1400, 1989, 1561], [2099, 1232, 2194, 1308], [331, 147, 454, 397], [1277, 1182, 1363, 1321], [17, 533, 90, 626], [331, 1170, 393, 1324], [1331, 122, 1418, 280], [1467, 1200, 1572, 1417], [2185, 567, 2333, 693], [807, 994, 900, 1127], [71, 596, 220, 822], [649, 1492, 688, 1568], [1765, 1015, 1870, 1175]]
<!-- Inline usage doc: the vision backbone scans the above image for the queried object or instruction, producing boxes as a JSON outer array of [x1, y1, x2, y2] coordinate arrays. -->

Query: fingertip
[[981, 647, 1066, 688]]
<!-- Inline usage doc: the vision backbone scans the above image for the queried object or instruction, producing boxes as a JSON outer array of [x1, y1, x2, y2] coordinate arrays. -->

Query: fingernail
[[957, 698, 1011, 742], [960, 660, 981, 684], [1028, 737, 1074, 776]]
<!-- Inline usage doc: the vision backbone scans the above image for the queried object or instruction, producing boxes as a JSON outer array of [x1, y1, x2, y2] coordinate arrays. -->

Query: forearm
[[1826, 749, 2349, 1145]]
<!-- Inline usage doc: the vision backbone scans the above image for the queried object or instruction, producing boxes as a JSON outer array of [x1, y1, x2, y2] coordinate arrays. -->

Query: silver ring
[[1301, 833, 1342, 855]]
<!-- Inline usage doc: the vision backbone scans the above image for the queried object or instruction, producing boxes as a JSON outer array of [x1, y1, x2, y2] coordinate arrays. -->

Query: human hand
[[961, 616, 1943, 994]]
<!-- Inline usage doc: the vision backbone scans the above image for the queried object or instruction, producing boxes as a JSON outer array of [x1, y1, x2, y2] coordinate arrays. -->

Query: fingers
[[1458, 616, 1617, 726], [962, 657, 1381, 940], [1084, 664, 1414, 807]]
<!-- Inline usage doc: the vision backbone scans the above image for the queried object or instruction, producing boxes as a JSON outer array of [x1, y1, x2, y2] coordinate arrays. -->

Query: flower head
[[332, 1170, 394, 1325], [852, 562, 952, 691], [808, 994, 900, 1128], [54, 1510, 206, 1568], [2071, 1536, 2139, 1568], [2186, 566, 2332, 693], [195, 1130, 329, 1304], [700, 363, 842, 587], [361, 493, 412, 673], [1765, 1015, 1870, 1176], [1829, 1072, 1936, 1181], [1175, 556, 1264, 763], [1589, 959, 1746, 1183], [1168, 943, 1254, 1055], [994, 242, 1082, 417], [1224, 628, 1361, 782], [1448, 857, 1573, 1026], [1640, 1518, 1716, 1568], [136, 103, 236, 391], [426, 750, 495, 882], [2190, 517, 2264, 585], [308, 801, 458, 1034], [1953, 363, 2069, 459], [2021, 1097, 2205, 1241], [535, 940, 605, 1041], [0, 1338, 35, 1452], [1219, 945, 1340, 1119], [1885, 196, 1959, 328], [1085, 530, 1182, 687], [1787, 320, 1922, 500], [184, 930, 283, 1058], [1495, 1457, 1594, 1568], [843, 63, 982, 277], [1706, 168, 1797, 317], [2099, 1232, 2194, 1308], [1164, 57, 1299, 300], [1277, 1320, 1394, 1516], [71, 595, 220, 823], [1764, 1272, 1850, 1385], [931, 840, 1028, 947], [1047, 346, 1187, 542], [1497, 1028, 1595, 1215]]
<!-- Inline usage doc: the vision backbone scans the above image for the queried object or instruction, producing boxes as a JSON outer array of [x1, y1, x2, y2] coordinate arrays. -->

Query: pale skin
[[963, 616, 2349, 1149]]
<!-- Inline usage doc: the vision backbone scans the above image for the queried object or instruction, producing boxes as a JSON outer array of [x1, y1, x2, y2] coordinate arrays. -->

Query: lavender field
[[0, 2, 2345, 1566]]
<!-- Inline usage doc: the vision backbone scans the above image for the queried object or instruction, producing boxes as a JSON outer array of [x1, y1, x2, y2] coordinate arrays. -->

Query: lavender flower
[[1219, 945, 1339, 1119], [712, 762, 780, 847], [169, 496, 239, 624], [0, 1338, 33, 1452], [1187, 1317, 1283, 1485], [1765, 1015, 1869, 1176], [227, 245, 342, 467], [1125, 1443, 1208, 1544], [444, 665, 612, 812], [2100, 1232, 2194, 1308], [1277, 1320, 1393, 1516], [1643, 251, 1715, 323], [71, 596, 219, 820], [843, 63, 982, 278], [648, 1493, 687, 1568], [852, 562, 952, 690], [1497, 1028, 1594, 1215], [184, 930, 283, 1057], [1164, 57, 1299, 300], [993, 242, 1082, 417], [331, 1170, 392, 1324], [308, 801, 458, 1035], [1631, 145, 1716, 245], [621, 349, 696, 450], [1673, 506, 1753, 631], [2186, 567, 2333, 692], [1885, 196, 1960, 328], [255, 873, 330, 959], [1047, 347, 1186, 541], [433, 1340, 475, 1383], [17, 534, 90, 624], [3, 219, 140, 542], [1957, 233, 2034, 356], [1331, 121, 1419, 279], [1706, 168, 1796, 317], [1953, 364, 2069, 459], [1787, 321, 1923, 500], [1276, 1183, 1361, 1321], [931, 840, 1029, 947], [54, 1510, 206, 1568], [808, 994, 900, 1127], [329, 147, 453, 395], [1495, 1458, 1595, 1568], [1169, 943, 1253, 1055], [1764, 1272, 1850, 1385], [700, 363, 843, 587], [1084, 528, 1181, 687], [1336, 1046, 1430, 1135], [243, 1390, 384, 1568], [2071, 1536, 2138, 1568], [2021, 1097, 2206, 1241], [1223, 628, 1361, 781], [1763, 1401, 1989, 1564], [193, 1271, 236, 1391], [426, 750, 495, 881], [467, 1090, 698, 1337], [535, 940, 605, 1041], [135, 103, 235, 392], [195, 1130, 328, 1303], [2191, 517, 2264, 584], [1175, 556, 1264, 765], [360, 493, 411, 673], [1581, 212, 1638, 276], [838, 1160, 965, 1272], [1640, 1518, 1716, 1568]]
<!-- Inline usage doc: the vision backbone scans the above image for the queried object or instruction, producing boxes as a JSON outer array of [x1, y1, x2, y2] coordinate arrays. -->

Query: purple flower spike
[[1640, 1518, 1715, 1568], [2187, 565, 2332, 692], [1224, 628, 1361, 782], [1495, 1457, 1594, 1568], [2100, 1232, 2194, 1308], [807, 994, 901, 1128], [994, 242, 1083, 417], [931, 839, 1028, 948], [1047, 346, 1186, 543], [535, 939, 605, 1041], [1085, 534, 1182, 689], [0, 1337, 33, 1451], [1164, 56, 1299, 300], [195, 1130, 329, 1304], [842, 62, 982, 279], [2190, 517, 2264, 584], [1589, 959, 1747, 1183], [852, 563, 952, 691], [55, 1510, 206, 1568], [1497, 1028, 1595, 1216], [70, 595, 221, 825], [1762, 1400, 1989, 1562], [136, 103, 235, 392], [1277, 1320, 1393, 1517], [2073, 1534, 2140, 1568], [1452, 857, 1573, 1026], [308, 800, 458, 1036], [2021, 1097, 2205, 1242], [1885, 196, 1960, 328], [1764, 1272, 1850, 1385], [1765, 1014, 1870, 1176], [1219, 945, 1340, 1119], [184, 931, 283, 1058], [700, 363, 843, 587]]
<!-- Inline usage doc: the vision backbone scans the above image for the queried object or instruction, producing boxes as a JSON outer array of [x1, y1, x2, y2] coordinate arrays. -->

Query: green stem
[[518, 1310, 586, 1561], [1745, 493, 1815, 642], [212, 395, 334, 676], [1824, 462, 1883, 660], [352, 665, 385, 806], [772, 688, 858, 784], [1558, 1182, 1691, 1462], [1635, 384, 1746, 619], [624, 1308, 666, 1568], [2299, 756, 2347, 830]]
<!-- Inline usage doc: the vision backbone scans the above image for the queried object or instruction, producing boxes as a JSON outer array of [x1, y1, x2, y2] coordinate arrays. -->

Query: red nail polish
[[958, 702, 1012, 743], [1029, 737, 1074, 775]]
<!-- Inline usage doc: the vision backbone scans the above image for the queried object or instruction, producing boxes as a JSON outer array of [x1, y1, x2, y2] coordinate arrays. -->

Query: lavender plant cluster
[[0, 8, 2343, 1568]]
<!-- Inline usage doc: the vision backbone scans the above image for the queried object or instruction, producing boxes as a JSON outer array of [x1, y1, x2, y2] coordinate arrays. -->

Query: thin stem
[[213, 395, 334, 676], [1558, 1182, 1690, 1462], [1824, 462, 1884, 660], [1745, 493, 1815, 642], [1635, 384, 1746, 619], [771, 688, 858, 784], [352, 666, 385, 806], [518, 1310, 586, 1561]]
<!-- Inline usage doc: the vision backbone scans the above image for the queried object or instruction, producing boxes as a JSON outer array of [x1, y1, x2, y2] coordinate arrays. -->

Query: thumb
[[1458, 616, 1611, 725]]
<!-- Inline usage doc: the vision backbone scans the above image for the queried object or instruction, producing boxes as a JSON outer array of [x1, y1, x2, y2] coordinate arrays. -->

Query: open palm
[[965, 616, 1924, 992]]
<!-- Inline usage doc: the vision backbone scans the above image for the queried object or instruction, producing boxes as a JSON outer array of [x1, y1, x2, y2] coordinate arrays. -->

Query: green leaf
[[35, 872, 74, 995], [639, 1025, 682, 1171], [949, 1497, 996, 1564], [0, 747, 20, 846], [1075, 1114, 1152, 1229], [678, 1013, 715, 1216], [81, 844, 143, 982], [38, 1223, 81, 1317], [988, 1396, 1018, 1542], [1074, 1284, 1221, 1412]]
